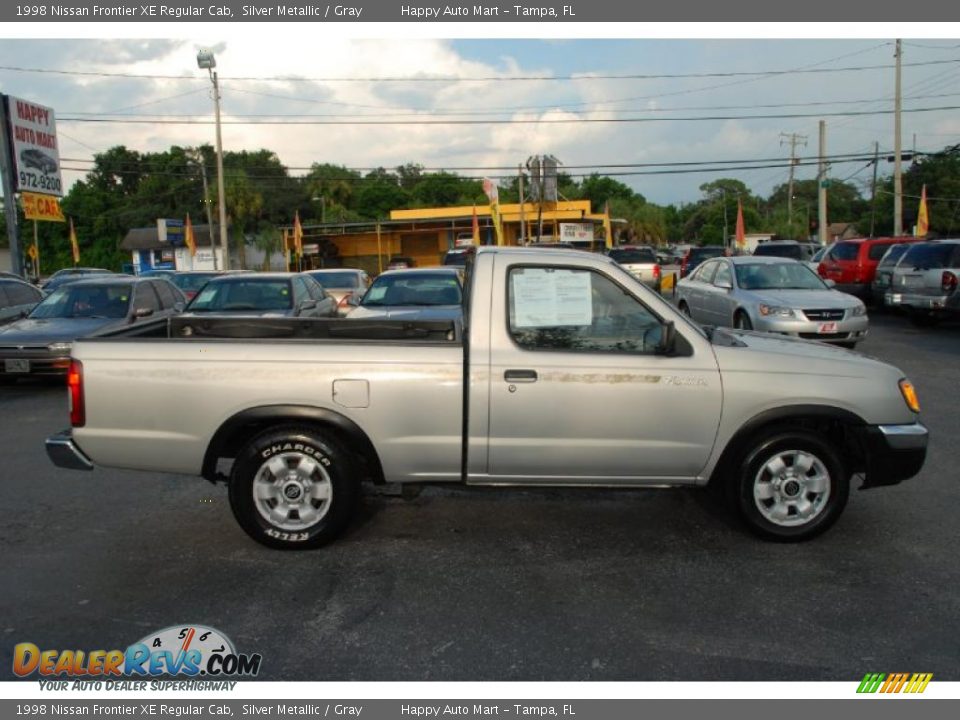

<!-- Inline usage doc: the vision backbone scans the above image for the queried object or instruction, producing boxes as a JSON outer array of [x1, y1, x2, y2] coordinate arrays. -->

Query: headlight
[[899, 379, 921, 413], [47, 342, 73, 353], [759, 305, 796, 318], [851, 303, 867, 317]]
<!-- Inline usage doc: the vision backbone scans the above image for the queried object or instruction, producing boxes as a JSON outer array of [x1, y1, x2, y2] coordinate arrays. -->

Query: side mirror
[[173, 302, 185, 313], [133, 307, 154, 319], [715, 278, 733, 290], [658, 320, 677, 356], [299, 299, 317, 310], [824, 279, 836, 288]]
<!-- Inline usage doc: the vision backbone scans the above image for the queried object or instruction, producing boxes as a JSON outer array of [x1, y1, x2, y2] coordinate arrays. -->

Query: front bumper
[[45, 430, 94, 471], [0, 347, 71, 378], [754, 314, 869, 344], [856, 422, 928, 489]]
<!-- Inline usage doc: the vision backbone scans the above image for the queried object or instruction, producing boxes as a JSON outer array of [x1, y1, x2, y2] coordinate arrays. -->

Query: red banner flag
[[735, 198, 746, 250]]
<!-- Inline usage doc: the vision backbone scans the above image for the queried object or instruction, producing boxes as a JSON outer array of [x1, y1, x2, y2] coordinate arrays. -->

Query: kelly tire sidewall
[[229, 427, 359, 550]]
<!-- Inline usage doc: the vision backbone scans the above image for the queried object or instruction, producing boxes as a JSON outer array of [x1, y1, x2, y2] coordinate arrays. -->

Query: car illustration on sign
[[20, 148, 58, 174]]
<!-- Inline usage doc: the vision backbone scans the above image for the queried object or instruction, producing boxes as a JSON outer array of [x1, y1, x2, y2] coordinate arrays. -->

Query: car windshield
[[812, 245, 832, 263], [753, 244, 802, 260], [609, 249, 656, 263], [29, 284, 132, 319], [172, 273, 219, 292], [361, 273, 462, 307], [900, 243, 960, 270], [735, 263, 827, 291], [309, 271, 359, 288], [186, 279, 293, 311], [829, 242, 861, 261], [878, 244, 910, 267]]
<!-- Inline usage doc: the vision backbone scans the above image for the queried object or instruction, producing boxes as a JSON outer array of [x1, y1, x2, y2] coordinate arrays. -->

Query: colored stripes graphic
[[857, 672, 933, 694]]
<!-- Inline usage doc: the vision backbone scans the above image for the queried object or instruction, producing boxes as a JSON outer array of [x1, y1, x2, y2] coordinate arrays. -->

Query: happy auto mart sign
[[7, 95, 63, 197]]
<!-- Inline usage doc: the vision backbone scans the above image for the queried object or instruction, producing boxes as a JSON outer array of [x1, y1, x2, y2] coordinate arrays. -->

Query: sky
[[2, 35, 960, 207]]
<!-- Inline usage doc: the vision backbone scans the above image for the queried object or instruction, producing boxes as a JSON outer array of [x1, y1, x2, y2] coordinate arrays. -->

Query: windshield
[[878, 244, 910, 268], [309, 271, 359, 288], [361, 273, 462, 307], [829, 242, 861, 261], [735, 263, 827, 291], [29, 284, 132, 319], [172, 273, 218, 292], [812, 244, 831, 263], [186, 279, 293, 311], [900, 243, 960, 270], [609, 249, 656, 263]]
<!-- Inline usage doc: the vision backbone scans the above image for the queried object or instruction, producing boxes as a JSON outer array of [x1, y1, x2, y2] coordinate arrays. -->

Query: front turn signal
[[899, 379, 920, 413]]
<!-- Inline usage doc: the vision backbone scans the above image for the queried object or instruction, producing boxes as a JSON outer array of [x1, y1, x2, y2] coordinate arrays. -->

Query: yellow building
[[293, 200, 610, 275]]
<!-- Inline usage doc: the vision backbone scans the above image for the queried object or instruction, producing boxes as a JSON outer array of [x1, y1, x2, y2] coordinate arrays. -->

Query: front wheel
[[228, 426, 360, 549], [678, 300, 692, 317], [731, 429, 849, 541], [734, 311, 753, 330]]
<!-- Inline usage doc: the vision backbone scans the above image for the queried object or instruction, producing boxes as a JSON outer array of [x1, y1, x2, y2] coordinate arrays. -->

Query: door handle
[[504, 369, 538, 383]]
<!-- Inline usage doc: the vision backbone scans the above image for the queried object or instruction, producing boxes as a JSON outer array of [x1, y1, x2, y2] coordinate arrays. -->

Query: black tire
[[734, 311, 753, 330], [678, 300, 692, 317], [729, 429, 849, 542], [837, 341, 857, 350], [228, 425, 360, 550]]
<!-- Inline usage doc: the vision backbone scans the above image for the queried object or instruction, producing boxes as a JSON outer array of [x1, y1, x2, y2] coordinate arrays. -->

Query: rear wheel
[[734, 311, 753, 330], [228, 426, 360, 549], [730, 429, 849, 541]]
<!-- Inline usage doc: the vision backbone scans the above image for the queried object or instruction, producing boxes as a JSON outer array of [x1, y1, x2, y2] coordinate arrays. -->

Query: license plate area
[[818, 322, 838, 334], [4, 359, 30, 373]]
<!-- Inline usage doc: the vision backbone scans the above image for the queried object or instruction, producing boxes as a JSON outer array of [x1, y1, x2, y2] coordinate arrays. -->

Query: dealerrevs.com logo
[[857, 672, 933, 694], [13, 625, 261, 690]]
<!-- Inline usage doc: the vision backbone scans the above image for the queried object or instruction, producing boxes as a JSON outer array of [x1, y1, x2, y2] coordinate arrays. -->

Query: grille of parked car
[[802, 309, 845, 321]]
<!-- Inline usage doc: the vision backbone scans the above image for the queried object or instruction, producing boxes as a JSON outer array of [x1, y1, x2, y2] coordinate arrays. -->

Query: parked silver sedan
[[677, 256, 868, 348]]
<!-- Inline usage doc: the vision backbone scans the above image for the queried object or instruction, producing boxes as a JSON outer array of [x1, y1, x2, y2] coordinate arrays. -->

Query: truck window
[[508, 267, 663, 354]]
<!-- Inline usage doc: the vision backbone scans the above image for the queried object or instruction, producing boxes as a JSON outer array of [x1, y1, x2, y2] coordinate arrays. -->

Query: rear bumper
[[885, 291, 960, 312], [45, 430, 94, 471], [856, 422, 928, 489]]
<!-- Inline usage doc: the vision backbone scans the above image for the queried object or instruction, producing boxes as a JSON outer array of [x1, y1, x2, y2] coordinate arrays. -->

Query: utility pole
[[818, 120, 828, 245], [0, 95, 23, 278], [780, 132, 807, 236], [869, 141, 880, 237], [721, 188, 728, 248], [894, 38, 904, 236], [518, 164, 526, 244]]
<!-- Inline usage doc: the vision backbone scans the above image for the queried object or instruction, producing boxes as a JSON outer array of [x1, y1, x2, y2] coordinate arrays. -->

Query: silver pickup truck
[[46, 247, 928, 549]]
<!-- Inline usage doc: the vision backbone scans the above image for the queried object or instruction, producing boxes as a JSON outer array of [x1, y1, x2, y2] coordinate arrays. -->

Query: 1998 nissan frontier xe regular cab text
[[46, 247, 928, 549]]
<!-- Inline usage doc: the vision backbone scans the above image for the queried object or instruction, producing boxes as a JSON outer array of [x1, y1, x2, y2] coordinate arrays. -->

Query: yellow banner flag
[[293, 210, 304, 255], [69, 217, 80, 264], [916, 185, 929, 237], [21, 192, 65, 222], [184, 213, 197, 257]]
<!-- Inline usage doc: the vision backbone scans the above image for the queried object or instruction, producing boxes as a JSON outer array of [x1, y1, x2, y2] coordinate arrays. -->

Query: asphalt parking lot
[[1, 311, 959, 682]]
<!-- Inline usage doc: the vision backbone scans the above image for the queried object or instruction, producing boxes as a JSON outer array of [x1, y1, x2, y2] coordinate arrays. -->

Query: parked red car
[[817, 236, 923, 300]]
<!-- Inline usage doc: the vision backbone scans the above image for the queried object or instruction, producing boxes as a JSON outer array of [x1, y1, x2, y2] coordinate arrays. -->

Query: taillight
[[653, 264, 661, 279], [942, 271, 957, 294], [68, 359, 85, 427]]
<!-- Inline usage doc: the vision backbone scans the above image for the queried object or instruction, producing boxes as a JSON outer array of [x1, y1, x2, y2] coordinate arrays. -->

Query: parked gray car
[[0, 278, 44, 326], [348, 268, 463, 321], [871, 242, 914, 307], [885, 239, 960, 325], [0, 276, 184, 379], [182, 272, 336, 318], [305, 268, 371, 316], [677, 256, 868, 348]]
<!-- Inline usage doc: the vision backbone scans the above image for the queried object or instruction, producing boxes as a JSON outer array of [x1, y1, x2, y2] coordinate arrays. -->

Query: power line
[[55, 104, 960, 126]]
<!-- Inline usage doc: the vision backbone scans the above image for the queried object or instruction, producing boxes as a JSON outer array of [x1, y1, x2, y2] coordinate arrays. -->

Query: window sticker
[[512, 268, 592, 328]]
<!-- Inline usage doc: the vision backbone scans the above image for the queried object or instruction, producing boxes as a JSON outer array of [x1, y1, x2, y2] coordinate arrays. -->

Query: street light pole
[[198, 50, 230, 270]]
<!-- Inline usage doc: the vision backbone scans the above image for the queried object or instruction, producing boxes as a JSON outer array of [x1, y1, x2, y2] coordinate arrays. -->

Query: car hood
[[743, 288, 861, 308], [0, 316, 121, 345], [348, 305, 462, 322]]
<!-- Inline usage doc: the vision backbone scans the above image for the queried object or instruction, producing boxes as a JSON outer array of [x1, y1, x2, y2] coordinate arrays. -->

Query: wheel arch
[[202, 404, 385, 485], [708, 404, 868, 489]]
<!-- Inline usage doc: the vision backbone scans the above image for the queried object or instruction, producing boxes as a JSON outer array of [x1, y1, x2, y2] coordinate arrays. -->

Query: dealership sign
[[8, 95, 62, 197], [560, 223, 595, 242]]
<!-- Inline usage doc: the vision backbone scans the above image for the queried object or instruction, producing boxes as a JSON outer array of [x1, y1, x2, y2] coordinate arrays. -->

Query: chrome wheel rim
[[753, 449, 831, 527], [252, 452, 332, 531]]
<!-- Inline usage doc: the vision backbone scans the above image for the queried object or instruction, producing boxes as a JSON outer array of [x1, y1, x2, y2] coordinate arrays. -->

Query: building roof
[[121, 224, 229, 251]]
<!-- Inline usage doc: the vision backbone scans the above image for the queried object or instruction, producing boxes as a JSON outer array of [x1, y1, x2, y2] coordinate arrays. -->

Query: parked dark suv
[[680, 246, 726, 278]]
